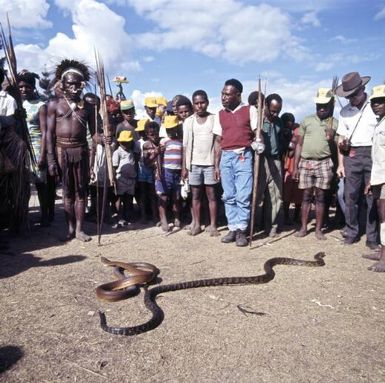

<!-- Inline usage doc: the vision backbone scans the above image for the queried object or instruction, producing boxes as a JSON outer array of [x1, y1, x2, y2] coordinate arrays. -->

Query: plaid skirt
[[298, 157, 333, 190]]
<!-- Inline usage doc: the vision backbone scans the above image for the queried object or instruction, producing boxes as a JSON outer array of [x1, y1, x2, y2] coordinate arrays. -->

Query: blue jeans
[[220, 149, 253, 231]]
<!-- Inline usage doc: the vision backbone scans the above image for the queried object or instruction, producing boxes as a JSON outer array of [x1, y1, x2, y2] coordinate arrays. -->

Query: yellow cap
[[135, 119, 149, 132], [156, 96, 168, 106], [163, 115, 180, 129], [144, 96, 157, 108], [314, 88, 333, 104], [370, 85, 385, 100], [117, 130, 134, 142], [120, 99, 135, 111]]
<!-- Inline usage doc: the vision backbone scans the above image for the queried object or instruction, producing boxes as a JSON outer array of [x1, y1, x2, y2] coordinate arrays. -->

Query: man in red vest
[[213, 79, 262, 246]]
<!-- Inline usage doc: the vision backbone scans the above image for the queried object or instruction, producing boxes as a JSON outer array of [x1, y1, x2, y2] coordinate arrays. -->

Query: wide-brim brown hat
[[335, 72, 371, 97]]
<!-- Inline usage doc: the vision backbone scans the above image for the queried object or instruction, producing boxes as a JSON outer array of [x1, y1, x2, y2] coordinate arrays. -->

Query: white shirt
[[0, 90, 17, 116], [337, 98, 377, 147], [371, 117, 385, 186]]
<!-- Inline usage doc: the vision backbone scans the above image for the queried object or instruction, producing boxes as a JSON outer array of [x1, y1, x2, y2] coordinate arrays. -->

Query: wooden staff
[[94, 50, 115, 245], [328, 76, 339, 132], [249, 79, 265, 247]]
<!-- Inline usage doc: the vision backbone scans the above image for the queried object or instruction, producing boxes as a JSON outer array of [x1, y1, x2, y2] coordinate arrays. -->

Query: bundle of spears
[[0, 15, 32, 232], [1, 15, 35, 165], [94, 49, 115, 244]]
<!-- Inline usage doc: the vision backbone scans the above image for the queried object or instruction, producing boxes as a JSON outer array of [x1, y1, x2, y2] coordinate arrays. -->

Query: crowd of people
[[0, 59, 384, 273]]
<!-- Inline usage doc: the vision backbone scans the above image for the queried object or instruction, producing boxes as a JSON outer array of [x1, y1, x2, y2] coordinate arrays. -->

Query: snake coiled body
[[97, 252, 325, 336]]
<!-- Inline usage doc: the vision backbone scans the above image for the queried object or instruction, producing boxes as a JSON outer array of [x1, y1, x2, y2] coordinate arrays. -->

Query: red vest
[[219, 105, 253, 150]]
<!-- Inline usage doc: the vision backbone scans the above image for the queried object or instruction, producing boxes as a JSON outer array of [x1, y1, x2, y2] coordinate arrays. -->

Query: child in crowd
[[142, 121, 161, 224], [112, 130, 138, 228], [89, 139, 115, 224], [175, 97, 194, 227], [156, 116, 183, 232], [176, 96, 193, 122], [135, 118, 157, 223], [182, 90, 219, 236]]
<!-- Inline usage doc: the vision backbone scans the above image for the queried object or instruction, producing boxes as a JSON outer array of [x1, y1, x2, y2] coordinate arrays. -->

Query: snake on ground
[[96, 252, 325, 336]]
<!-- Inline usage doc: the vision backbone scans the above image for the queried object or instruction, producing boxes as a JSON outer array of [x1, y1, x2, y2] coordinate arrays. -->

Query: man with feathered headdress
[[46, 59, 98, 242]]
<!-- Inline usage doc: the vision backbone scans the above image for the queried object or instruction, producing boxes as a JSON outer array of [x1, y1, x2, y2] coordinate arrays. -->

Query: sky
[[1, 0, 385, 119]]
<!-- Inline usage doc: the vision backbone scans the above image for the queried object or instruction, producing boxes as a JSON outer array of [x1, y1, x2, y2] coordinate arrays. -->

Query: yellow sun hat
[[135, 119, 149, 132], [117, 130, 134, 142], [314, 88, 333, 104], [370, 85, 385, 100], [163, 115, 180, 129], [144, 96, 158, 108], [156, 96, 168, 106]]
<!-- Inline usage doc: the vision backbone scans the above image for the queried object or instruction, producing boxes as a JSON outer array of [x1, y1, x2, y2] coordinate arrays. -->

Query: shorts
[[298, 157, 333, 190], [116, 178, 136, 196], [137, 163, 154, 183], [155, 168, 181, 197], [188, 165, 217, 186], [372, 183, 385, 200]]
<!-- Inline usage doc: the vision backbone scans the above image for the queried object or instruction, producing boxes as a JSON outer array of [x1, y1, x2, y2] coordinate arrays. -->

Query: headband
[[61, 68, 85, 80]]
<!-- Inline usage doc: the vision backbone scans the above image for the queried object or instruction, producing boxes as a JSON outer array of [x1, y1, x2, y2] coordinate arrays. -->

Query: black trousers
[[344, 146, 378, 242]]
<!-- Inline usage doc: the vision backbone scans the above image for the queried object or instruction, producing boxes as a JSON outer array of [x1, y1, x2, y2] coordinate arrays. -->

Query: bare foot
[[206, 226, 220, 237], [76, 231, 92, 242], [294, 229, 307, 238], [315, 231, 326, 240], [59, 231, 75, 242], [188, 225, 202, 236], [184, 221, 194, 231], [161, 221, 170, 232], [174, 218, 181, 228], [368, 260, 385, 272], [362, 252, 381, 261]]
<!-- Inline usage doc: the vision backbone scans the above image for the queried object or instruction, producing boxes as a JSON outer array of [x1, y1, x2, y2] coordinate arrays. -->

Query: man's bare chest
[[56, 100, 89, 121]]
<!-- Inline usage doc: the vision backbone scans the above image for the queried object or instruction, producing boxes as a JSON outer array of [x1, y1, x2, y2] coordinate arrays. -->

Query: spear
[[107, 74, 113, 97], [0, 15, 35, 166], [94, 49, 115, 189], [94, 49, 116, 244], [91, 82, 101, 243], [332, 75, 343, 109], [249, 78, 266, 247]]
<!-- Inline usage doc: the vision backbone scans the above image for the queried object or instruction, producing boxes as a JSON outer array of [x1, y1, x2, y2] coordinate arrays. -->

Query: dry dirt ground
[[1, 197, 385, 383]]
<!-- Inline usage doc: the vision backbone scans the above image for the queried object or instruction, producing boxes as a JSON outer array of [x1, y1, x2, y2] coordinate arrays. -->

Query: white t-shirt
[[337, 99, 377, 146], [371, 117, 385, 186], [0, 90, 17, 116]]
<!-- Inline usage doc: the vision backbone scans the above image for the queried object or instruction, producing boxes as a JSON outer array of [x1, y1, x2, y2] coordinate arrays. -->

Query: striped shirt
[[160, 137, 183, 170]]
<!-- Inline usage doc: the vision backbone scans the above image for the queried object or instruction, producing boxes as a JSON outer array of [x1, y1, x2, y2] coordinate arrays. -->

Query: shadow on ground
[[0, 345, 23, 374], [0, 253, 86, 279]]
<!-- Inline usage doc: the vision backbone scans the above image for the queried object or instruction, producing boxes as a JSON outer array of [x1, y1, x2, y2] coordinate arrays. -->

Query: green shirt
[[299, 115, 338, 159]]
